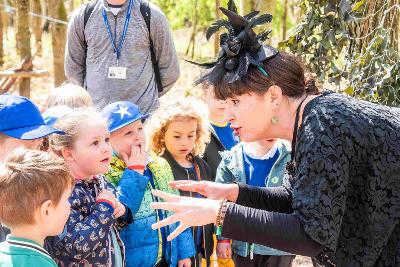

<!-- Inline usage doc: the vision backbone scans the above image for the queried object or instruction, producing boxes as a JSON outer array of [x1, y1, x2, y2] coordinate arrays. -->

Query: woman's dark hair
[[212, 52, 320, 100]]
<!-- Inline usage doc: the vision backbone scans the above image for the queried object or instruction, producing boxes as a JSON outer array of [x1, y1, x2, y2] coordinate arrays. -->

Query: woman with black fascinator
[[150, 1, 400, 266]]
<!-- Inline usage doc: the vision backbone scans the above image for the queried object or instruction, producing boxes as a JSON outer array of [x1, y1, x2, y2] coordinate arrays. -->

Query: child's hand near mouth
[[121, 141, 147, 174]]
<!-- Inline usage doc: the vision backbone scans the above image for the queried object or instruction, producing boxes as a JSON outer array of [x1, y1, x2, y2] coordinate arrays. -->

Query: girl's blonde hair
[[146, 97, 210, 157], [49, 108, 104, 156], [46, 83, 93, 109]]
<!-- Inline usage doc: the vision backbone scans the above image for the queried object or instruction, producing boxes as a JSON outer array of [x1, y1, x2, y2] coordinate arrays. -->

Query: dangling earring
[[271, 115, 279, 125]]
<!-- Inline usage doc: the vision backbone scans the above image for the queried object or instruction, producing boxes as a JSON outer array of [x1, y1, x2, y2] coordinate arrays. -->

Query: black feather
[[184, 58, 217, 68], [256, 30, 272, 42], [249, 14, 273, 28], [206, 19, 233, 39], [227, 0, 238, 13], [244, 10, 260, 21]]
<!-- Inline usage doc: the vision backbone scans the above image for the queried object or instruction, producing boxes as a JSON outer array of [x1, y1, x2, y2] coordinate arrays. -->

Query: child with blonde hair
[[0, 148, 73, 267], [45, 83, 93, 109], [147, 97, 214, 266], [102, 101, 195, 267], [46, 108, 132, 266]]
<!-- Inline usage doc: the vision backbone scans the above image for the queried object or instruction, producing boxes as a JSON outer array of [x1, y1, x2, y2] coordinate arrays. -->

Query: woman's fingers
[[150, 201, 182, 213], [167, 223, 188, 241], [169, 181, 205, 194], [151, 213, 180, 230], [152, 190, 181, 202]]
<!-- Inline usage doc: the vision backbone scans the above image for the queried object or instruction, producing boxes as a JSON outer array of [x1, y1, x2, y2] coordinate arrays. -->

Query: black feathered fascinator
[[190, 0, 279, 85]]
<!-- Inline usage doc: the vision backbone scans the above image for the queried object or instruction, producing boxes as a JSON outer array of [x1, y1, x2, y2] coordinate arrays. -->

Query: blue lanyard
[[102, 0, 134, 65]]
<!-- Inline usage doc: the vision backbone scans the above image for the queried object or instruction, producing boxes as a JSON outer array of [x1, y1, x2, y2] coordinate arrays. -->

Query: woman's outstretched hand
[[169, 180, 239, 202], [150, 190, 221, 241]]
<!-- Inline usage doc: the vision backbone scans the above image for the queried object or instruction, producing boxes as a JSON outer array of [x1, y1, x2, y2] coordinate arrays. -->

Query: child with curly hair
[[146, 97, 214, 266]]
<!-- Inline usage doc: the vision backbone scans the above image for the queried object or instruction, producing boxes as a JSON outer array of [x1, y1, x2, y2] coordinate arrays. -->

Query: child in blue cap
[[0, 94, 64, 243], [102, 101, 195, 267], [0, 94, 64, 162]]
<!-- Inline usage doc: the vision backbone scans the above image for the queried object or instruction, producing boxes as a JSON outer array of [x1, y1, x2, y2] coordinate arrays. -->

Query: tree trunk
[[68, 0, 74, 14], [282, 0, 288, 40], [31, 0, 42, 55], [16, 0, 32, 97], [214, 0, 220, 56], [48, 0, 67, 86]]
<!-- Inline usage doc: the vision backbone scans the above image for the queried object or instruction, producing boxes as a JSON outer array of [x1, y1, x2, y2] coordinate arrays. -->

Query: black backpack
[[83, 0, 163, 94]]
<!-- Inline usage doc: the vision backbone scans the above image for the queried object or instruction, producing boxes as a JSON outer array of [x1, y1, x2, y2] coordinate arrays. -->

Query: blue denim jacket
[[215, 139, 294, 257]]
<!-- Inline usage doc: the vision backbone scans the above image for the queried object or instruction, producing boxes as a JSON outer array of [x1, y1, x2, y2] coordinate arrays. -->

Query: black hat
[[191, 0, 279, 85]]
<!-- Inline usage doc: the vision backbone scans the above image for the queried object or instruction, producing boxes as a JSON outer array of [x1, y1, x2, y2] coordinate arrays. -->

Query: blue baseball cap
[[0, 94, 65, 140], [101, 101, 149, 133], [42, 105, 73, 127]]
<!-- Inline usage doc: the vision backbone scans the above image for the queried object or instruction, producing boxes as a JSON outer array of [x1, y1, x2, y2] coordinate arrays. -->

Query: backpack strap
[[140, 1, 163, 94], [82, 0, 97, 86]]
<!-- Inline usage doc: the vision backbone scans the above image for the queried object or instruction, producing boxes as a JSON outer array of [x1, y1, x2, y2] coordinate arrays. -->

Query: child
[[102, 101, 194, 267], [0, 148, 74, 267], [45, 83, 93, 109], [147, 97, 214, 267], [46, 108, 131, 266], [0, 94, 64, 242], [215, 139, 295, 267], [201, 84, 239, 179]]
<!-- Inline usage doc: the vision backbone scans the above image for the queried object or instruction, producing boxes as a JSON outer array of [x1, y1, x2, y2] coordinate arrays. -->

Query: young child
[[201, 84, 239, 180], [45, 83, 93, 109], [215, 139, 295, 267], [102, 101, 195, 267], [0, 94, 64, 242], [46, 108, 131, 266], [0, 148, 74, 267], [147, 97, 214, 267]]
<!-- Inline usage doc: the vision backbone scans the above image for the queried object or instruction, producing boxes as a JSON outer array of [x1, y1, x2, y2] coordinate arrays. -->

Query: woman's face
[[225, 92, 273, 142]]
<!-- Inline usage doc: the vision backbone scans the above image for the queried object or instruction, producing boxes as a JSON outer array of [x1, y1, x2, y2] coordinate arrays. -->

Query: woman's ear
[[268, 85, 283, 111]]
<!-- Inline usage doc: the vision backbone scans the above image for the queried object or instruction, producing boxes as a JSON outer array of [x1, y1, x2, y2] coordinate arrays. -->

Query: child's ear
[[39, 199, 53, 223], [61, 148, 75, 162]]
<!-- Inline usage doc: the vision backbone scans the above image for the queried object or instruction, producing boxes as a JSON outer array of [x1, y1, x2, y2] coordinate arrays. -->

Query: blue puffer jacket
[[107, 154, 195, 267]]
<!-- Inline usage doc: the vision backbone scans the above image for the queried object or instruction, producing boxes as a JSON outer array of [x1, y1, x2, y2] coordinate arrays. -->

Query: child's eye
[[92, 140, 99, 146], [188, 135, 194, 138], [232, 99, 239, 105], [105, 137, 110, 143], [124, 131, 132, 136], [173, 136, 180, 139], [138, 127, 143, 131]]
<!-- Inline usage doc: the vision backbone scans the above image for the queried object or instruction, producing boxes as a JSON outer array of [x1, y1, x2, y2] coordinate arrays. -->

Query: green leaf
[[352, 0, 365, 12]]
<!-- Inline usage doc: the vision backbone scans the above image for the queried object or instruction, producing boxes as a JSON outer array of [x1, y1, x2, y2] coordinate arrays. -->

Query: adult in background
[[65, 0, 179, 113], [149, 3, 400, 267]]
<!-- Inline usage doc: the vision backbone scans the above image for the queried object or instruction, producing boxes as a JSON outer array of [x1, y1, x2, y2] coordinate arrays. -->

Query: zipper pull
[[250, 243, 254, 260]]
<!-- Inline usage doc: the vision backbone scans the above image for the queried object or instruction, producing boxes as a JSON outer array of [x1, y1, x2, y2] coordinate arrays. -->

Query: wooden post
[[32, 0, 42, 55], [16, 0, 32, 97]]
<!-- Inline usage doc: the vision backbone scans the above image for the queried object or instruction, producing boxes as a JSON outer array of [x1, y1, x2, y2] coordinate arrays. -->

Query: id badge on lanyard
[[103, 0, 134, 80]]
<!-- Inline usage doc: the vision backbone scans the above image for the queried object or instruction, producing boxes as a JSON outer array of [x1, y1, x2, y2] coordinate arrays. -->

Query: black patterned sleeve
[[290, 107, 351, 251]]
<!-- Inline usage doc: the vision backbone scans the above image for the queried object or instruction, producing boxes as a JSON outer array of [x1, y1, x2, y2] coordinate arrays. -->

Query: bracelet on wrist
[[215, 199, 229, 236], [128, 165, 146, 171]]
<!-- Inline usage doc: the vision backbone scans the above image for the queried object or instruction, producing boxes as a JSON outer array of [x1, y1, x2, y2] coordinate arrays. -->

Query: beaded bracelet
[[215, 200, 229, 236]]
